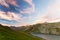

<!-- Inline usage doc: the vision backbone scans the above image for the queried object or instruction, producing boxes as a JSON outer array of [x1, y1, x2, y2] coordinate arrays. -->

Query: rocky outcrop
[[26, 22, 60, 35]]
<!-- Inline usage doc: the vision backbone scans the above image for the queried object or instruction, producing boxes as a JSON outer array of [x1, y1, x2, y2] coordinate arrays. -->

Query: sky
[[0, 0, 60, 26]]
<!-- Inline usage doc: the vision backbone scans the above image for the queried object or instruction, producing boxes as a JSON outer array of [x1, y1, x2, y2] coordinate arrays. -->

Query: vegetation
[[0, 24, 45, 40]]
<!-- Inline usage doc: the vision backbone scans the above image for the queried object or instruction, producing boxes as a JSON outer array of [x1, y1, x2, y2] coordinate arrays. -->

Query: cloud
[[0, 11, 12, 20], [0, 0, 19, 7], [0, 0, 35, 13], [0, 10, 32, 26], [20, 0, 35, 14], [0, 10, 24, 23], [46, 0, 60, 22], [0, 0, 9, 7], [33, 0, 60, 24], [6, 0, 19, 7], [0, 0, 35, 26], [0, 22, 11, 26], [0, 0, 35, 14], [37, 0, 60, 23]]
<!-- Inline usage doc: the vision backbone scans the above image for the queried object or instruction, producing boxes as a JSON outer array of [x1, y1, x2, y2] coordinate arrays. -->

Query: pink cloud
[[0, 0, 35, 14], [0, 0, 9, 7], [0, 0, 35, 26], [0, 11, 24, 22], [0, 10, 30, 26], [0, 0, 19, 7], [6, 0, 19, 7]]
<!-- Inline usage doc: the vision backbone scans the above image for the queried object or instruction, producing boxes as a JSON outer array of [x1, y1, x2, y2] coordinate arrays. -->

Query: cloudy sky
[[0, 0, 60, 26]]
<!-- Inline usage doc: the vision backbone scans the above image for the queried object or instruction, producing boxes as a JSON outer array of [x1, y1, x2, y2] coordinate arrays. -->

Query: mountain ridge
[[25, 22, 60, 35]]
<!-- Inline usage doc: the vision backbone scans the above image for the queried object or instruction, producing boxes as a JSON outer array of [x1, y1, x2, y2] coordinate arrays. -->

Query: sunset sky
[[0, 0, 60, 26]]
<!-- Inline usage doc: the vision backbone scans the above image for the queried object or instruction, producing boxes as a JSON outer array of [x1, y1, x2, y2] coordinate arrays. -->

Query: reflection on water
[[31, 33, 60, 40]]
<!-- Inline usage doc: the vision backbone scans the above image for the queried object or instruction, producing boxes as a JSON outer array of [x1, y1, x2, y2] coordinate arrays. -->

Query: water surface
[[31, 33, 60, 40]]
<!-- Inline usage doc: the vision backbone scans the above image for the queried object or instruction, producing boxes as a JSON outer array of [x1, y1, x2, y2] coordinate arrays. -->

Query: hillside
[[25, 22, 60, 35], [0, 24, 45, 40]]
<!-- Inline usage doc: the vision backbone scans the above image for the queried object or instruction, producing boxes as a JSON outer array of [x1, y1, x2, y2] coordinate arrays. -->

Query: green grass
[[0, 24, 45, 40]]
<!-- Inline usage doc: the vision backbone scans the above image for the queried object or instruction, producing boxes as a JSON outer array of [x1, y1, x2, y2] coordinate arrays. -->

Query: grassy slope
[[0, 24, 45, 40]]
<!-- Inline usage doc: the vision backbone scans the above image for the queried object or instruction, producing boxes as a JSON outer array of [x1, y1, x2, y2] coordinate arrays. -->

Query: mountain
[[0, 24, 45, 40], [25, 22, 60, 35], [10, 26, 26, 31]]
